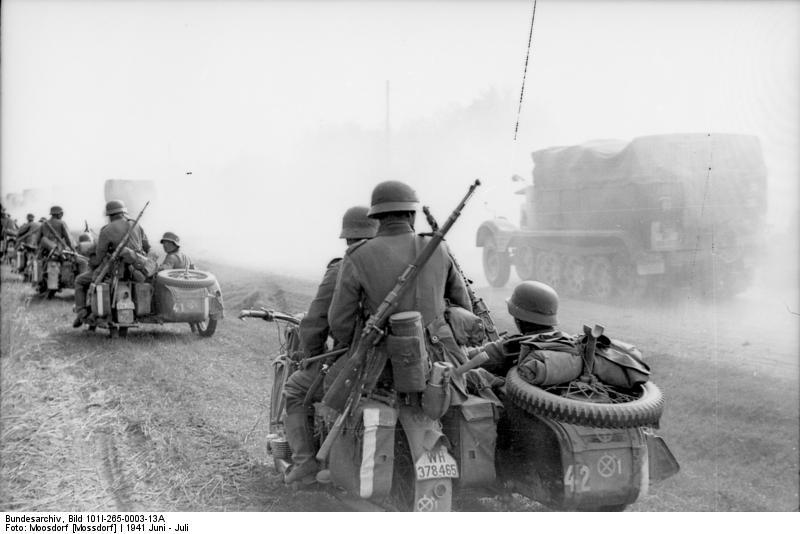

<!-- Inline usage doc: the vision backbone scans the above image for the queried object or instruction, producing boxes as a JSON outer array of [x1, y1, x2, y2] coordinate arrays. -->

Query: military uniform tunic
[[328, 220, 470, 348], [39, 217, 73, 250], [16, 221, 41, 247], [283, 258, 342, 413], [158, 251, 192, 271], [90, 217, 150, 268]]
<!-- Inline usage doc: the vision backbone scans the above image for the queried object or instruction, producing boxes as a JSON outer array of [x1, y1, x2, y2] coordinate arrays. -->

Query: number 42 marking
[[564, 464, 591, 493]]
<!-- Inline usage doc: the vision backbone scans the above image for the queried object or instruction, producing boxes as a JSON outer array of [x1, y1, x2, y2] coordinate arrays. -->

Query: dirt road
[[1, 262, 797, 511]]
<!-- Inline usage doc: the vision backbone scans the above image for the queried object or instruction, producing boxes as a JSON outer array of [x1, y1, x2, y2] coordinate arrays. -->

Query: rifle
[[42, 220, 76, 253], [422, 205, 499, 342], [90, 201, 150, 288], [316, 179, 481, 462]]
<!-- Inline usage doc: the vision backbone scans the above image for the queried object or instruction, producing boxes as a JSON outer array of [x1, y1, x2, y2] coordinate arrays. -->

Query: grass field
[[1, 262, 797, 511]]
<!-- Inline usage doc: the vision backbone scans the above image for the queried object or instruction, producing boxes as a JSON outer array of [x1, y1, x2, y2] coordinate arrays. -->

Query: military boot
[[283, 411, 318, 485]]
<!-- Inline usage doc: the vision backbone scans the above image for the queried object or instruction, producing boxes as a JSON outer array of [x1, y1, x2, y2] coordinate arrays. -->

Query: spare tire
[[505, 366, 664, 428], [157, 269, 218, 289]]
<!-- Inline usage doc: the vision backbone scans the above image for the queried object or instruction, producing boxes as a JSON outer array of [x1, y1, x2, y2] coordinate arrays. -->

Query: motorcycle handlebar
[[238, 308, 301, 325]]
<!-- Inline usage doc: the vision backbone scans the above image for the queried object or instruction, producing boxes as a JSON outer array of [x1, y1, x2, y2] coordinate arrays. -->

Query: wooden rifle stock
[[422, 205, 499, 342], [317, 180, 481, 462]]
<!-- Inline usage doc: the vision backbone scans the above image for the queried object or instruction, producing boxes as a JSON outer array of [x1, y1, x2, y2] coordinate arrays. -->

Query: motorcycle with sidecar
[[81, 262, 224, 338], [240, 307, 680, 512]]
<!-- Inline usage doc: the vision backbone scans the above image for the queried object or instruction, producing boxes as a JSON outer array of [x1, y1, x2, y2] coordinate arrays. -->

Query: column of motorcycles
[[4, 204, 224, 339]]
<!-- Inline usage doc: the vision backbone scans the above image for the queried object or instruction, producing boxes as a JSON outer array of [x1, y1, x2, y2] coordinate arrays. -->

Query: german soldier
[[38, 205, 74, 254], [328, 180, 471, 351], [15, 214, 39, 273], [73, 200, 150, 327], [282, 206, 379, 485], [480, 280, 560, 376], [157, 232, 193, 271]]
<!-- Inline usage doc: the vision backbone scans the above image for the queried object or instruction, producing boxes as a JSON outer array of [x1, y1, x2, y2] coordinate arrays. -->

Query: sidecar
[[86, 268, 224, 337], [497, 369, 680, 511]]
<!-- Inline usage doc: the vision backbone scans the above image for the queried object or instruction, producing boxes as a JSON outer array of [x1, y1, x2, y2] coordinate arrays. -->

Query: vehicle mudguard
[[475, 218, 519, 249], [397, 404, 454, 512]]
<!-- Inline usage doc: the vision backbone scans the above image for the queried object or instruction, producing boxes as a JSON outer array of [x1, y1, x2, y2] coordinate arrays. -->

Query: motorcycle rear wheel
[[506, 367, 664, 428], [190, 318, 217, 338]]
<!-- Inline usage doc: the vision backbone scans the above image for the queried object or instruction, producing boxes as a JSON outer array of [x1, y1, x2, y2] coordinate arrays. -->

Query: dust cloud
[[1, 0, 797, 303]]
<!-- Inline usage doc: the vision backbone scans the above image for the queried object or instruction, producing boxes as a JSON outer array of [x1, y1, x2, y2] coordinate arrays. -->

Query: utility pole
[[385, 80, 391, 177]]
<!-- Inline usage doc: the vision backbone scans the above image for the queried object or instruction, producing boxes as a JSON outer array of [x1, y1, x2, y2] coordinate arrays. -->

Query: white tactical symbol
[[416, 495, 435, 512], [597, 454, 618, 478]]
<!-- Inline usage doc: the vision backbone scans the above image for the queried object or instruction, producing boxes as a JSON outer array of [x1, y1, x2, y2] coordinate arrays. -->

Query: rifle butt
[[316, 410, 347, 462]]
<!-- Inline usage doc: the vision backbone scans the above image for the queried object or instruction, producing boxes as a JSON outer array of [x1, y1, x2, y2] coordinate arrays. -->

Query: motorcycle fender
[[398, 405, 453, 512], [644, 430, 680, 482], [47, 261, 60, 290]]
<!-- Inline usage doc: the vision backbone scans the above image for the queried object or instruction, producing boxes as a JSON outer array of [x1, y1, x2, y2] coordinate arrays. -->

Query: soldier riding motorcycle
[[74, 200, 224, 338], [31, 207, 86, 298], [243, 181, 679, 512]]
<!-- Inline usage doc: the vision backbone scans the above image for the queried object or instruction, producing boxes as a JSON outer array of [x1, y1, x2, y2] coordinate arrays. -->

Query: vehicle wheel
[[562, 256, 588, 297], [191, 318, 217, 338], [514, 246, 536, 281], [535, 251, 561, 290], [386, 426, 416, 512], [588, 256, 614, 300], [482, 240, 511, 288], [156, 269, 218, 289], [505, 367, 664, 428]]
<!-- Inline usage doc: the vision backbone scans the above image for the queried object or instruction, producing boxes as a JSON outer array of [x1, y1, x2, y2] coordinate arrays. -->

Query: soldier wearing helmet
[[506, 281, 559, 335], [328, 181, 470, 348], [478, 281, 561, 376], [157, 232, 193, 271], [72, 200, 151, 327], [281, 206, 379, 485], [15, 214, 40, 273], [37, 205, 74, 254]]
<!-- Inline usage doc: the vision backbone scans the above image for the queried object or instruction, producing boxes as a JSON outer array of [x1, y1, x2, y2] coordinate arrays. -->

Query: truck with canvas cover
[[476, 133, 767, 299]]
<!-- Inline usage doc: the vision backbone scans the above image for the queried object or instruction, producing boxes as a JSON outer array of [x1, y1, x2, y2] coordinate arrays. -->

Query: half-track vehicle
[[477, 133, 767, 299]]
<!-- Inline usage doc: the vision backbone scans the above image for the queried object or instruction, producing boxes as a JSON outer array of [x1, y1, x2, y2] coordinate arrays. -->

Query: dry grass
[[2, 261, 798, 512]]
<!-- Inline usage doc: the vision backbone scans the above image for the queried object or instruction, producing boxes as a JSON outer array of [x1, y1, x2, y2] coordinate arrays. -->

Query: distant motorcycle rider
[[15, 214, 39, 273], [158, 232, 193, 271], [72, 200, 151, 327], [282, 206, 378, 485], [38, 206, 74, 254]]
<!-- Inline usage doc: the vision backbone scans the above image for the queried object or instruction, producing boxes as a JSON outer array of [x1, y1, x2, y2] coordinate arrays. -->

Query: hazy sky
[[2, 0, 798, 276]]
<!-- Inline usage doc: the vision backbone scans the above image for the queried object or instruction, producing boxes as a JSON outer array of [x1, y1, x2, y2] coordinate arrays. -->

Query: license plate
[[415, 447, 459, 480]]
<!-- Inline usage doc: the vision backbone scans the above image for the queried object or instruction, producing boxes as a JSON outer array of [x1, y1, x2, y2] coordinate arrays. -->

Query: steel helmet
[[367, 181, 419, 217], [26, 213, 34, 221], [78, 233, 92, 243], [506, 281, 559, 326], [50, 205, 64, 215], [339, 206, 379, 239], [160, 231, 180, 246], [105, 200, 127, 216]]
